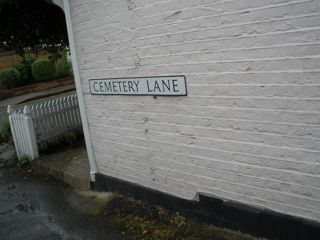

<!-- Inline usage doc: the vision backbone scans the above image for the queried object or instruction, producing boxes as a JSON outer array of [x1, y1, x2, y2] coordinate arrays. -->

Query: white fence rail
[[8, 93, 82, 160]]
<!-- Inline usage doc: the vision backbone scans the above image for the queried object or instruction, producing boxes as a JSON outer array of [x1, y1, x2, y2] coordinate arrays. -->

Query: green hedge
[[31, 59, 56, 82], [21, 55, 36, 81], [0, 67, 21, 89], [55, 56, 72, 78], [12, 63, 29, 86], [0, 56, 72, 90]]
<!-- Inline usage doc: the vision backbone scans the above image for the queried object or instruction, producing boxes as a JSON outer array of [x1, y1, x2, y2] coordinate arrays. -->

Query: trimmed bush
[[12, 63, 28, 86], [55, 56, 72, 78], [13, 64, 28, 80], [31, 59, 56, 82], [21, 55, 36, 81], [0, 67, 21, 89]]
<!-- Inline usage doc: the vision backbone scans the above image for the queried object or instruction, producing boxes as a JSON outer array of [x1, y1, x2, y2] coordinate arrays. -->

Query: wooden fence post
[[23, 105, 39, 159]]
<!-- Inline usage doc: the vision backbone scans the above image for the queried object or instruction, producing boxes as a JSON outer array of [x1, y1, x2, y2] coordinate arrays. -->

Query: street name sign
[[89, 75, 187, 96]]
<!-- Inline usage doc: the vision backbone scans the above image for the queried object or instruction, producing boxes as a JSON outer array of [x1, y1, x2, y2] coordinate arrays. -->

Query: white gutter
[[53, 0, 98, 181]]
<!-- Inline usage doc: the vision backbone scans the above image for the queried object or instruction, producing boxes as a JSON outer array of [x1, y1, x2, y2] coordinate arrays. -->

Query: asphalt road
[[0, 167, 125, 240]]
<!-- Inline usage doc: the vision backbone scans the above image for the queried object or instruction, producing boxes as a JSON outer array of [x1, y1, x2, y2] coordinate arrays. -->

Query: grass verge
[[102, 194, 264, 240]]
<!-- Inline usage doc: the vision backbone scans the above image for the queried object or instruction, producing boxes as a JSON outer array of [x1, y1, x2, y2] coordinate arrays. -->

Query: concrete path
[[0, 84, 75, 115], [33, 147, 91, 190], [0, 167, 125, 240]]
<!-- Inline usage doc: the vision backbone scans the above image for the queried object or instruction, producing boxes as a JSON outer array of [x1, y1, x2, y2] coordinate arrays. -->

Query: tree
[[0, 0, 68, 55]]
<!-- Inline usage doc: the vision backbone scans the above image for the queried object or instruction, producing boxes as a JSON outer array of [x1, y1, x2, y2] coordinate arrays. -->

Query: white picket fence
[[7, 93, 82, 160]]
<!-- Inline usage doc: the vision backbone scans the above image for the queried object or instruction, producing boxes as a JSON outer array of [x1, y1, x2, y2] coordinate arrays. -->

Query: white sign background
[[89, 75, 187, 96]]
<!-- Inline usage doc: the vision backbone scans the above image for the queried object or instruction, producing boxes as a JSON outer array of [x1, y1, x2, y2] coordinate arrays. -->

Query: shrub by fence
[[0, 53, 72, 90], [0, 67, 21, 89], [7, 93, 82, 160], [12, 63, 28, 82], [31, 59, 56, 82], [55, 56, 72, 78]]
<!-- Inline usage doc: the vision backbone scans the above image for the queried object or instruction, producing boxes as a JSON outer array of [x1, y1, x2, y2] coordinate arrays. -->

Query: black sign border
[[89, 75, 187, 96]]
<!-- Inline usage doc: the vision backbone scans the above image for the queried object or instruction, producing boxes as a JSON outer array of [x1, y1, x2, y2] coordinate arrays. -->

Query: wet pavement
[[0, 167, 125, 240]]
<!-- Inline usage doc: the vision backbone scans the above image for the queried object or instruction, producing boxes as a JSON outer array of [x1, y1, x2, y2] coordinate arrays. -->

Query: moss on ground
[[103, 194, 263, 240], [0, 116, 11, 143]]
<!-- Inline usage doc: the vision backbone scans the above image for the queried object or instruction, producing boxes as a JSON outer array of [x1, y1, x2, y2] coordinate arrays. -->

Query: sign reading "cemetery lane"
[[89, 76, 187, 96]]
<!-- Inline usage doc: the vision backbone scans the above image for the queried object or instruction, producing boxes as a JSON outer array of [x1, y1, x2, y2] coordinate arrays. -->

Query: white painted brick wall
[[70, 0, 320, 222]]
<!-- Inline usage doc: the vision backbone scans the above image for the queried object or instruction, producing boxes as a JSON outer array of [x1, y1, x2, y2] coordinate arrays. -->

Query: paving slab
[[32, 147, 91, 190]]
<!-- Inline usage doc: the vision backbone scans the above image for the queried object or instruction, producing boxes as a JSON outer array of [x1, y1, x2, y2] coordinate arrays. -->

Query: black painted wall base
[[92, 173, 320, 240]]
